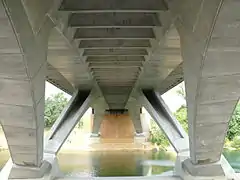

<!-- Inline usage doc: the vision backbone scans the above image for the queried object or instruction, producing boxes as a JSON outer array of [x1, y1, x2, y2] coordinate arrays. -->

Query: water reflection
[[2, 150, 239, 177], [223, 150, 240, 172], [58, 151, 175, 177]]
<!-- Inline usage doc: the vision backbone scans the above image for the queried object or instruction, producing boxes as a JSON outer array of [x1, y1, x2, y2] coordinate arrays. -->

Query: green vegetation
[[149, 102, 240, 150], [44, 93, 69, 128], [149, 106, 188, 148], [44, 92, 84, 129], [227, 104, 240, 141], [149, 120, 169, 147], [174, 106, 188, 132]]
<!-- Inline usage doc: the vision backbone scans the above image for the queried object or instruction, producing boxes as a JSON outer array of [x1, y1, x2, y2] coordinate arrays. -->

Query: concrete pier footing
[[0, 153, 62, 180], [175, 151, 236, 180]]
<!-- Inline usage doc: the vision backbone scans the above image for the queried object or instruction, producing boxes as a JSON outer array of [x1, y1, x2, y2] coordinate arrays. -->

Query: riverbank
[[0, 127, 159, 152]]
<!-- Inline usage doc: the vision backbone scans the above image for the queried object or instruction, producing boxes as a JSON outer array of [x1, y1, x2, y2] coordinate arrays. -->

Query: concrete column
[[140, 90, 189, 153], [45, 90, 91, 154], [0, 0, 54, 179], [168, 0, 239, 178], [128, 103, 143, 134], [140, 108, 150, 136], [130, 109, 143, 134], [91, 108, 105, 136]]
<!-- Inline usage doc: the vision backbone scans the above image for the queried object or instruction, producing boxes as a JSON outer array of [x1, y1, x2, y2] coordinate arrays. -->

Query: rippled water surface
[[0, 149, 239, 177]]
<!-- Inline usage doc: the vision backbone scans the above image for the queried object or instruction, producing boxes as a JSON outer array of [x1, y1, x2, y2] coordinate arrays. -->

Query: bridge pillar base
[[9, 161, 50, 179], [134, 133, 146, 144], [90, 133, 101, 144], [0, 153, 62, 180], [175, 151, 236, 180]]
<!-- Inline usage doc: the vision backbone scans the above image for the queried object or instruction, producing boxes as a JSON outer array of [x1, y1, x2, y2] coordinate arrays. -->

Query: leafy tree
[[173, 103, 240, 142], [227, 104, 240, 141], [174, 106, 188, 132], [229, 137, 240, 150], [149, 106, 188, 148], [44, 93, 68, 128], [149, 119, 169, 147]]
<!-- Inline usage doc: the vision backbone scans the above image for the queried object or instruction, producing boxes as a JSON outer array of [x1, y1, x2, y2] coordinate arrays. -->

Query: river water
[[0, 149, 239, 177]]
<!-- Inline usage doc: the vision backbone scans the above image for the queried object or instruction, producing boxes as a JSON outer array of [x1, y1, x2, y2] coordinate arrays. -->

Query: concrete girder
[[137, 27, 182, 91], [74, 28, 155, 40], [87, 56, 145, 63], [47, 63, 74, 95], [0, 0, 54, 170], [92, 67, 141, 72], [93, 74, 139, 79], [45, 90, 91, 154], [140, 90, 188, 153], [90, 62, 143, 69], [90, 61, 143, 65], [157, 63, 183, 94], [46, 24, 94, 91], [60, 0, 168, 12], [69, 12, 161, 28], [95, 76, 138, 80], [79, 40, 151, 49], [47, 5, 99, 92], [84, 49, 148, 56]]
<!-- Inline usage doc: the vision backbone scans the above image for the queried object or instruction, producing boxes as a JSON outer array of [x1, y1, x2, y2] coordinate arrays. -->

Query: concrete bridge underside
[[0, 0, 239, 179]]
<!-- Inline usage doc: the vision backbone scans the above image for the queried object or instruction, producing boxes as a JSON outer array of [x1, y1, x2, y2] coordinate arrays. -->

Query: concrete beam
[[140, 90, 188, 153], [93, 73, 139, 79], [79, 40, 151, 49], [84, 49, 148, 56], [74, 28, 155, 40], [45, 90, 91, 154], [60, 0, 168, 12], [87, 56, 145, 62], [93, 68, 140, 72], [69, 12, 161, 28], [157, 63, 183, 94], [90, 62, 143, 69], [89, 61, 144, 66], [47, 63, 74, 95]]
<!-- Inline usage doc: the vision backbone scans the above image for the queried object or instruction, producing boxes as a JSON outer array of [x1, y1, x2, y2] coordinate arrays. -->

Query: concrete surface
[[0, 0, 53, 170], [168, 0, 240, 174], [0, 0, 240, 179]]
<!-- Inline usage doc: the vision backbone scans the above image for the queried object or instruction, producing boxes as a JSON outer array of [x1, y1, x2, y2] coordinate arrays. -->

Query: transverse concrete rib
[[69, 12, 161, 28], [74, 28, 155, 39], [83, 49, 148, 56], [86, 56, 146, 62], [79, 40, 151, 49], [60, 0, 168, 12]]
